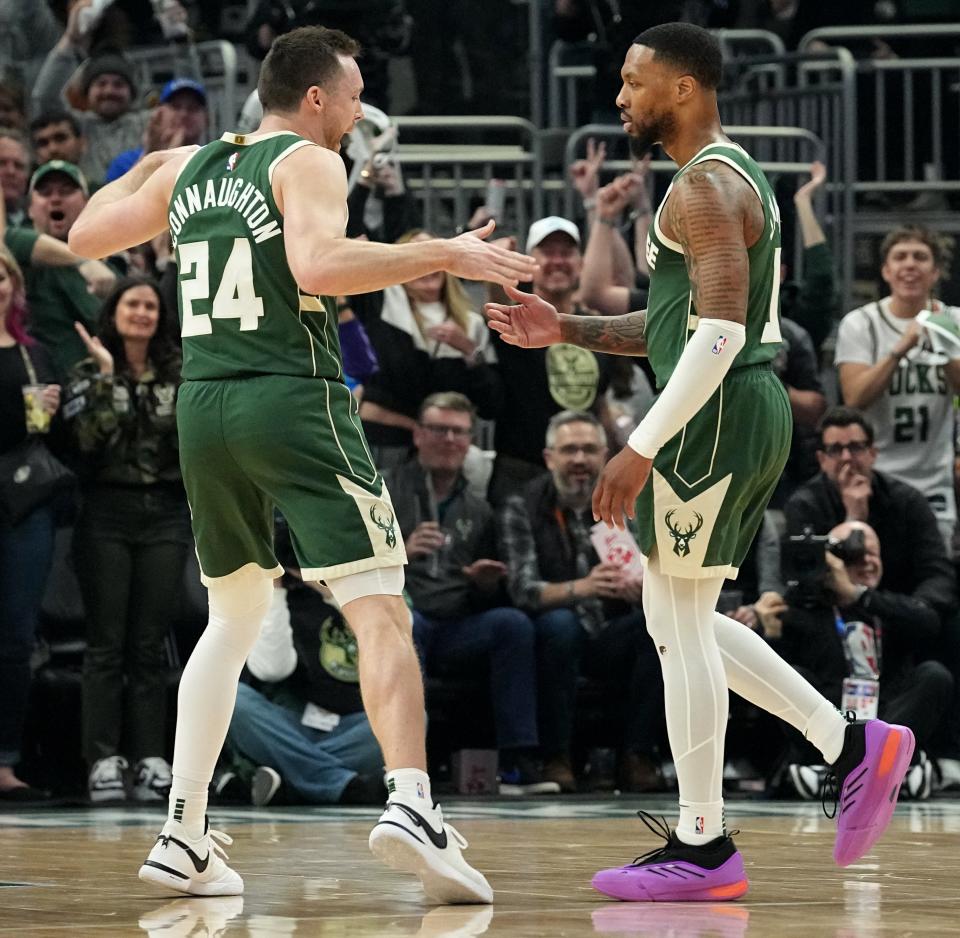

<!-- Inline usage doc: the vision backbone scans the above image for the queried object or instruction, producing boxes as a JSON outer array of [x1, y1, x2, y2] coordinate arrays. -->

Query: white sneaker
[[132, 757, 173, 802], [786, 763, 827, 800], [903, 751, 933, 800], [369, 799, 493, 904], [89, 755, 128, 803], [138, 818, 244, 896], [936, 756, 960, 791], [138, 896, 244, 937]]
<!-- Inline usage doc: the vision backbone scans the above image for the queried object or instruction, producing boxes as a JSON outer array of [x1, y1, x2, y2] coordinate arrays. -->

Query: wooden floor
[[2, 797, 959, 936]]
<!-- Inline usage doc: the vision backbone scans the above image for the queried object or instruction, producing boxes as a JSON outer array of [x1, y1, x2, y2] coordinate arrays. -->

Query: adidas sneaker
[[369, 799, 493, 904], [138, 818, 243, 896], [132, 757, 173, 802], [88, 755, 128, 803]]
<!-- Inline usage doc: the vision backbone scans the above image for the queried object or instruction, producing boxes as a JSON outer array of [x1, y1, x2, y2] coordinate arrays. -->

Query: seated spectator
[[488, 217, 615, 505], [785, 407, 956, 626], [0, 245, 62, 802], [223, 520, 386, 806], [65, 276, 190, 803], [500, 410, 664, 793], [385, 392, 556, 795], [104, 79, 210, 183], [32, 3, 148, 184], [836, 224, 960, 546], [19, 160, 119, 373], [777, 521, 953, 800], [359, 231, 502, 469], [0, 128, 29, 227], [29, 110, 88, 168]]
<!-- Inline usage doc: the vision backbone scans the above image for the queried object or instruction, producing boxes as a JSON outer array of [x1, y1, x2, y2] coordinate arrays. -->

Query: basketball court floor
[[2, 796, 958, 936]]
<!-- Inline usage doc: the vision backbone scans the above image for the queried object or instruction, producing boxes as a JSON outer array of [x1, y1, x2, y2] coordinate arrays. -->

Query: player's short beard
[[629, 109, 678, 157]]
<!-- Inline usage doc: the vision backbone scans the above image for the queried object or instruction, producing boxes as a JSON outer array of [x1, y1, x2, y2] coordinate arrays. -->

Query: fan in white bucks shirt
[[836, 225, 960, 546]]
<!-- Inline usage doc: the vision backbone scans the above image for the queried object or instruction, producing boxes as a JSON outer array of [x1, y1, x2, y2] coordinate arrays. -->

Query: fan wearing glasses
[[785, 406, 955, 626]]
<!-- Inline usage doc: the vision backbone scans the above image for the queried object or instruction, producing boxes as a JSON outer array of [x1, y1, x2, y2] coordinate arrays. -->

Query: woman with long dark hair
[[0, 244, 61, 801], [67, 275, 189, 803]]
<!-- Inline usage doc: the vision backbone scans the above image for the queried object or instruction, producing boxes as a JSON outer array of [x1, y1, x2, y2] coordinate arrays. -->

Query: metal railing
[[562, 124, 827, 284], [392, 116, 543, 235], [799, 22, 960, 53]]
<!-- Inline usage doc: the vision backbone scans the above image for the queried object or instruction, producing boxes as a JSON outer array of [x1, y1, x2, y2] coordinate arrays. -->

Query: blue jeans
[[226, 683, 383, 803], [534, 608, 662, 758], [412, 606, 538, 750], [0, 503, 56, 766]]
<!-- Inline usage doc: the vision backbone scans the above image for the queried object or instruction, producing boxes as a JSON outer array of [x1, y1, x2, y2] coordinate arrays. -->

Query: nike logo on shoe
[[159, 834, 210, 873], [391, 802, 448, 849]]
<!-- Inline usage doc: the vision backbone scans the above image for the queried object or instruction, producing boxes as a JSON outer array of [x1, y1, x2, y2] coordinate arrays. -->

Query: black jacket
[[784, 470, 956, 621]]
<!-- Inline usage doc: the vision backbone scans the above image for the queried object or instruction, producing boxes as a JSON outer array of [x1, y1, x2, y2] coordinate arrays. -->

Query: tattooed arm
[[558, 309, 647, 356], [661, 160, 761, 325]]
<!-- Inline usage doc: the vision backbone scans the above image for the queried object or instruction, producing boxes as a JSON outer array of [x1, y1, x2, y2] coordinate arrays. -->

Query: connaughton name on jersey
[[169, 176, 282, 249]]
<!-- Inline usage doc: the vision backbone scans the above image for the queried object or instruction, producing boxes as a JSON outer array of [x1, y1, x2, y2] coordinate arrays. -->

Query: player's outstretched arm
[[278, 147, 536, 296], [592, 163, 753, 529], [68, 147, 197, 259], [485, 285, 647, 355]]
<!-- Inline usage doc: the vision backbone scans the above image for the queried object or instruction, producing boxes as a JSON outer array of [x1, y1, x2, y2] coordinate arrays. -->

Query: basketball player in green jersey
[[487, 23, 914, 901], [68, 26, 536, 903]]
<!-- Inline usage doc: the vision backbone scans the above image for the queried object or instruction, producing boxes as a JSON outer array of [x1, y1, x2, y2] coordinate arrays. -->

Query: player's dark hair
[[96, 275, 181, 382], [258, 26, 361, 114], [633, 23, 723, 90], [817, 406, 875, 447]]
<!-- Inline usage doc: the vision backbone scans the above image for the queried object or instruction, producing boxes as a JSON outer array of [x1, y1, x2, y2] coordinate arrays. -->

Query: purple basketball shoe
[[829, 718, 915, 866], [591, 813, 749, 902]]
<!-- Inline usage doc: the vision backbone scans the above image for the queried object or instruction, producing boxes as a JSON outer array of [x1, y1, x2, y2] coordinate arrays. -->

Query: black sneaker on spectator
[[340, 773, 388, 805], [211, 770, 248, 804], [89, 755, 129, 803], [786, 763, 828, 800], [498, 756, 561, 796], [251, 766, 282, 807], [133, 757, 173, 802], [902, 750, 933, 801]]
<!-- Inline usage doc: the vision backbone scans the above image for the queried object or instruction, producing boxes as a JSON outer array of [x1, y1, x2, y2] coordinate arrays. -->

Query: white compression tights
[[643, 563, 846, 844], [168, 567, 273, 836]]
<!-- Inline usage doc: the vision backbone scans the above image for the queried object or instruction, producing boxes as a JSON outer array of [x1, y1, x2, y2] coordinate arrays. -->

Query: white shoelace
[[208, 827, 233, 861]]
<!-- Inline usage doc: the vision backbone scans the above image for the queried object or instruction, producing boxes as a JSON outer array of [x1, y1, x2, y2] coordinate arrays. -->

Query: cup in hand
[[22, 385, 51, 434]]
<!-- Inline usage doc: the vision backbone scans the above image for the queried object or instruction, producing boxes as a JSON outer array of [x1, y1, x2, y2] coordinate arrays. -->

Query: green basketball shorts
[[634, 363, 791, 580], [177, 375, 407, 584]]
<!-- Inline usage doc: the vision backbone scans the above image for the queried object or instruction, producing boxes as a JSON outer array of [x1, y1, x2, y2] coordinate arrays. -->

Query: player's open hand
[[592, 445, 652, 530], [447, 220, 537, 287], [484, 285, 562, 348]]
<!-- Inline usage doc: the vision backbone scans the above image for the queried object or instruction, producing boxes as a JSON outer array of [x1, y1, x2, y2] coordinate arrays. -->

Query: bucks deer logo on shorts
[[370, 504, 397, 549], [664, 508, 704, 557]]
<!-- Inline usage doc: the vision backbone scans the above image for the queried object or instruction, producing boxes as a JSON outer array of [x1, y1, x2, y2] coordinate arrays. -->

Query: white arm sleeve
[[627, 317, 747, 458], [245, 586, 299, 683]]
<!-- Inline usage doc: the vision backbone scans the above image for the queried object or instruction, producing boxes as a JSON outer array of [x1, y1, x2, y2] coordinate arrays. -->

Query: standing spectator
[[104, 79, 210, 183], [500, 410, 663, 793], [360, 230, 502, 469], [0, 244, 61, 802], [385, 392, 555, 794], [0, 128, 29, 227], [0, 0, 61, 69], [23, 160, 118, 373], [32, 2, 147, 185], [489, 217, 614, 505], [29, 110, 88, 167], [66, 276, 189, 803], [836, 225, 960, 545]]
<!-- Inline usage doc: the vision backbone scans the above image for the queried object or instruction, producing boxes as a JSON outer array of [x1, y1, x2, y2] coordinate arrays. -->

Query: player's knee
[[208, 568, 274, 627]]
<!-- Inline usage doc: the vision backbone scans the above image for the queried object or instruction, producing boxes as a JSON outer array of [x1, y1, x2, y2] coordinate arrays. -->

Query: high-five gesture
[[484, 285, 562, 348], [446, 220, 538, 288]]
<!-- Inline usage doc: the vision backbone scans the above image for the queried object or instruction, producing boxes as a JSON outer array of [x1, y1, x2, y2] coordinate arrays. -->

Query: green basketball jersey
[[169, 131, 342, 381], [643, 142, 783, 388]]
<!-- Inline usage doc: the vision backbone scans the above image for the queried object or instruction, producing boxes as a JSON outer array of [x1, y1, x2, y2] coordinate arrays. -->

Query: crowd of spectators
[[1, 3, 959, 808]]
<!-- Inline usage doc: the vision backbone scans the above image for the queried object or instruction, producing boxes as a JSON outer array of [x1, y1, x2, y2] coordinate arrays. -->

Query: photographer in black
[[777, 521, 953, 800]]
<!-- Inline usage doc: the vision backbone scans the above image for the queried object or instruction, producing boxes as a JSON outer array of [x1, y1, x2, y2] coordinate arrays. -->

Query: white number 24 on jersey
[[178, 238, 265, 337]]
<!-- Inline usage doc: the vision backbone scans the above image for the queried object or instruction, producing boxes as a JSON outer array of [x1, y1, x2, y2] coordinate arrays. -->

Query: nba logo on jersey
[[645, 234, 659, 271], [226, 152, 238, 172], [416, 782, 425, 799], [712, 336, 727, 355], [695, 816, 705, 834]]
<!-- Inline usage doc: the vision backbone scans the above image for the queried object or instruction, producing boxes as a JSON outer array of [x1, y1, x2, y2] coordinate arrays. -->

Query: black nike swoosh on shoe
[[160, 834, 210, 873], [391, 802, 448, 849]]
